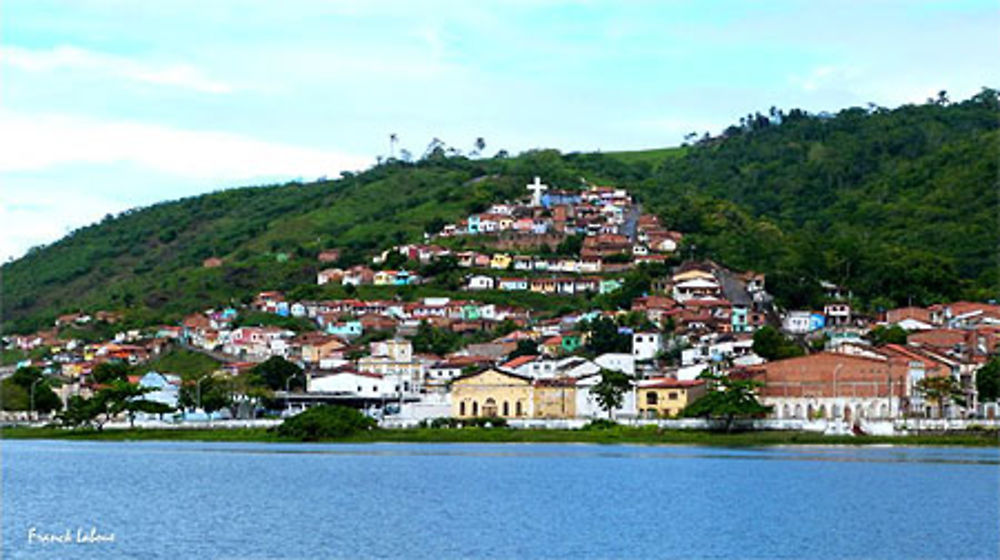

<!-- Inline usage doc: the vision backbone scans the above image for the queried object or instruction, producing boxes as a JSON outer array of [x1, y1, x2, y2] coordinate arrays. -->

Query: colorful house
[[637, 379, 706, 419]]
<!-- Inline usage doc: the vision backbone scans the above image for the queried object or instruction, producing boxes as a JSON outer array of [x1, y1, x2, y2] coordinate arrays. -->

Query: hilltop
[[3, 89, 997, 333]]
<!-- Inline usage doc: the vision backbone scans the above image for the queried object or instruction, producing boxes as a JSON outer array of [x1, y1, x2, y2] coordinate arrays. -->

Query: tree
[[275, 405, 376, 441], [91, 361, 131, 384], [58, 395, 103, 428], [752, 326, 804, 360], [179, 374, 232, 414], [411, 320, 460, 356], [507, 339, 539, 361], [100, 380, 157, 428], [976, 358, 1000, 403], [251, 356, 304, 391], [682, 369, 772, 432], [582, 316, 631, 355], [867, 325, 908, 346], [1, 367, 62, 412], [591, 369, 632, 419], [915, 375, 965, 419]]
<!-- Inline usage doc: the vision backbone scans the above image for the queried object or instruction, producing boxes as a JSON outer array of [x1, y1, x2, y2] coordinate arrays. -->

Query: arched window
[[794, 404, 803, 419], [515, 401, 523, 416], [459, 401, 466, 416], [483, 398, 498, 417], [472, 401, 479, 417], [503, 401, 510, 416], [782, 404, 790, 419], [879, 403, 889, 418]]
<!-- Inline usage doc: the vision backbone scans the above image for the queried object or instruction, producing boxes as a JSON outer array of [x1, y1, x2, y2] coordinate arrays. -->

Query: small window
[[646, 392, 658, 405], [668, 392, 678, 400], [373, 386, 377, 392], [357, 386, 362, 392], [460, 402, 466, 416]]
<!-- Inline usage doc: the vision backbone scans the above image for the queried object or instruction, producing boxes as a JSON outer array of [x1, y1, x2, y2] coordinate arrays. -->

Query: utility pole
[[29, 377, 43, 421]]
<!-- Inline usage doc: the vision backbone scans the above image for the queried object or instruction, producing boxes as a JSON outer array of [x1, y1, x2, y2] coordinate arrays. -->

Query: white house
[[308, 371, 392, 398], [785, 313, 810, 333], [467, 275, 496, 291], [632, 332, 662, 361], [136, 372, 181, 411], [594, 353, 636, 375], [575, 374, 637, 419], [498, 278, 529, 291]]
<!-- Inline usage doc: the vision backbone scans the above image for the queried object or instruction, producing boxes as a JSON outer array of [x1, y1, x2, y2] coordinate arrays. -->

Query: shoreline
[[2, 426, 997, 447]]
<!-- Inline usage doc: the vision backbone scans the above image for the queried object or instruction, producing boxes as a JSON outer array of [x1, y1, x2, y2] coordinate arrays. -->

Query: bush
[[582, 418, 619, 430], [274, 405, 376, 441]]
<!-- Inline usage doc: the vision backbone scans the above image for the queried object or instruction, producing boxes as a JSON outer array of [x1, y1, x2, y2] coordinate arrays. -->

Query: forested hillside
[[3, 89, 997, 333]]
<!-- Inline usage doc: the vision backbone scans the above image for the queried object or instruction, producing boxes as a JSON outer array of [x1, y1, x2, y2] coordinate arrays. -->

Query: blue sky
[[2, 0, 997, 261]]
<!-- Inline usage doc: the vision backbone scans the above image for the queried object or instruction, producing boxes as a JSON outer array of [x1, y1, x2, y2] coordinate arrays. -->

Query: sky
[[2, 0, 998, 261]]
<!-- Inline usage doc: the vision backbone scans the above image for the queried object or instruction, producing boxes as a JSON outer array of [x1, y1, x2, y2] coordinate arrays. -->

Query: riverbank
[[3, 425, 997, 446]]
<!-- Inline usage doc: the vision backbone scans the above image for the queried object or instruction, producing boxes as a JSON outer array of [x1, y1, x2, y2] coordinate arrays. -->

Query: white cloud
[[1, 45, 234, 94], [0, 191, 122, 263], [0, 110, 371, 180]]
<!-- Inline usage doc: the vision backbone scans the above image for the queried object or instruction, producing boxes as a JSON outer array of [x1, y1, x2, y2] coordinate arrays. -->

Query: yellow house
[[490, 253, 513, 270], [533, 378, 577, 418], [301, 337, 347, 365], [451, 368, 532, 418], [637, 378, 706, 419], [373, 270, 397, 286]]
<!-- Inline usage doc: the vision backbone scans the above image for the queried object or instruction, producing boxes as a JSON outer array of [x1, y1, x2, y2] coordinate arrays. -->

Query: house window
[[646, 392, 658, 405], [503, 401, 510, 416], [516, 401, 523, 416], [668, 392, 678, 400], [357, 386, 362, 392], [373, 386, 377, 393], [472, 401, 479, 416], [460, 402, 466, 416]]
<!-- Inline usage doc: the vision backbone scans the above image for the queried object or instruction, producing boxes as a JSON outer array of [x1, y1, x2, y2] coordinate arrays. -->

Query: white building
[[594, 353, 636, 375], [575, 374, 637, 419], [632, 332, 662, 361], [308, 371, 392, 398], [782, 311, 814, 334], [467, 275, 495, 291]]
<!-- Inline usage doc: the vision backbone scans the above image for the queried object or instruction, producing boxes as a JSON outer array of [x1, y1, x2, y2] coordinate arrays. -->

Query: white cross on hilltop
[[527, 176, 548, 207]]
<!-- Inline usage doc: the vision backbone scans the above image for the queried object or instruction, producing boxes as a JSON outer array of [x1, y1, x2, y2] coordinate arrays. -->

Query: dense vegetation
[[274, 405, 377, 441], [4, 89, 997, 333]]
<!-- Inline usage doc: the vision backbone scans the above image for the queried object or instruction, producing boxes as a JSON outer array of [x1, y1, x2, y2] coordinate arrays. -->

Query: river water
[[2, 440, 997, 559]]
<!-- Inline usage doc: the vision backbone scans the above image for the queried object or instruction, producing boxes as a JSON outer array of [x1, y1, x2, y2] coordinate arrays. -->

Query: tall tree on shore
[[683, 369, 771, 432], [591, 369, 632, 419]]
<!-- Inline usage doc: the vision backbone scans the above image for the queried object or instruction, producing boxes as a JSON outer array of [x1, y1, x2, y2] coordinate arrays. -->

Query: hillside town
[[4, 179, 999, 433]]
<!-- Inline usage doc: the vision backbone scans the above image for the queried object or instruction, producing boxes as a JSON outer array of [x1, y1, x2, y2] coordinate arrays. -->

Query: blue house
[[542, 191, 581, 208], [275, 301, 290, 317], [467, 215, 481, 234], [731, 306, 749, 333], [326, 321, 363, 339]]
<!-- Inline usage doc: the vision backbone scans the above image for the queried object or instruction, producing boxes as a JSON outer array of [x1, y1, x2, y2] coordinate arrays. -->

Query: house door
[[483, 398, 498, 417]]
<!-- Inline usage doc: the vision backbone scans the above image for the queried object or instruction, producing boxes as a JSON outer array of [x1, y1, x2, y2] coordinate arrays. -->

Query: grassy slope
[[3, 93, 997, 332]]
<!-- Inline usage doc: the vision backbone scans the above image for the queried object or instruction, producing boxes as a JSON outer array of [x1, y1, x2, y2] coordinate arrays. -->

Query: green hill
[[3, 89, 997, 333]]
